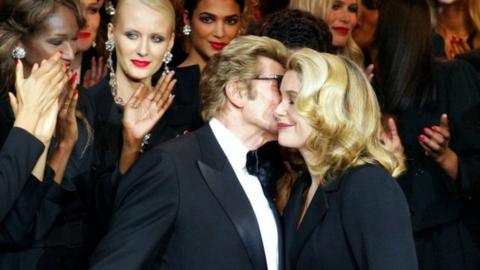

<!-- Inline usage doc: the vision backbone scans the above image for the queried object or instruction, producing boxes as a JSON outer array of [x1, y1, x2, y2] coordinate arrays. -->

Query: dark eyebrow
[[198, 12, 240, 18]]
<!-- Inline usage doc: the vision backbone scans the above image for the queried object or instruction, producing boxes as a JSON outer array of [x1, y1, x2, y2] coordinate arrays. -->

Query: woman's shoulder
[[336, 164, 397, 193]]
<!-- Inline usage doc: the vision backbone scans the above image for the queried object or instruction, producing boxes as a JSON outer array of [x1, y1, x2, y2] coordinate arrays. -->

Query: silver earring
[[163, 51, 173, 75], [91, 41, 96, 48], [105, 0, 116, 16], [105, 39, 115, 52], [11, 47, 26, 59], [182, 25, 192, 36]]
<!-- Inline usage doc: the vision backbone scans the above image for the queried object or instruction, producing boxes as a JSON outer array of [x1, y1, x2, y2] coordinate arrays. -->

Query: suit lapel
[[196, 126, 268, 270], [286, 173, 330, 267]]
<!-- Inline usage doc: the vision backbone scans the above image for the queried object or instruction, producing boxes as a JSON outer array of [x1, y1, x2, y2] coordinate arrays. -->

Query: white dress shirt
[[209, 118, 279, 270]]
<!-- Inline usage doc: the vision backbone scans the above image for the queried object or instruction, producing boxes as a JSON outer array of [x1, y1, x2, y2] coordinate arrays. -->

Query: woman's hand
[[119, 71, 176, 173], [122, 71, 176, 147], [10, 52, 67, 142], [56, 72, 79, 149], [82, 56, 108, 88], [447, 35, 471, 60], [418, 114, 458, 179], [380, 117, 404, 155]]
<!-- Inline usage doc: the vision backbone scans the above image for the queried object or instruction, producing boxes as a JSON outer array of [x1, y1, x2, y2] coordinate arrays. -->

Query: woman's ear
[[107, 23, 115, 40], [183, 10, 191, 27]]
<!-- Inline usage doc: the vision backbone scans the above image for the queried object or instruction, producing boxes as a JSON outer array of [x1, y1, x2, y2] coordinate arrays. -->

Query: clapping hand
[[418, 114, 458, 179], [122, 71, 176, 147], [82, 56, 108, 88], [9, 52, 67, 143]]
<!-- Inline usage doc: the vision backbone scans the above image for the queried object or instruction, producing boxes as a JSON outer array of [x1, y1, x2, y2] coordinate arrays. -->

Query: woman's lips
[[131, 59, 151, 68], [210, 42, 226, 51], [277, 123, 292, 130], [332, 27, 350, 35], [77, 32, 91, 39]]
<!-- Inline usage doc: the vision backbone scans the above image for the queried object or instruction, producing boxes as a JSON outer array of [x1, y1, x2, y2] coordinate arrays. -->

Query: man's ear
[[225, 80, 246, 108]]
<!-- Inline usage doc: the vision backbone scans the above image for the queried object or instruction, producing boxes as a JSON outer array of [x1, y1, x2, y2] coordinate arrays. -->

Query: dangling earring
[[162, 51, 173, 75], [105, 39, 123, 105], [105, 0, 116, 16], [11, 47, 26, 59], [182, 25, 192, 36], [91, 41, 96, 48]]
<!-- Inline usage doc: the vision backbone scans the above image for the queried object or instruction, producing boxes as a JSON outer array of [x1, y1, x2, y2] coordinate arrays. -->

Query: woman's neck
[[178, 48, 208, 71]]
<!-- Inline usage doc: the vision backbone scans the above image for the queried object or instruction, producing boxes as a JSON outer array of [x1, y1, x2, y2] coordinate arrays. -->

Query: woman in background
[[353, 0, 480, 268], [289, 0, 363, 66]]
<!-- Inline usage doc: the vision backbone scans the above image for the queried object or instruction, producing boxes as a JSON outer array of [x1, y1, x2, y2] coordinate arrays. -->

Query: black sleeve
[[340, 166, 419, 270], [444, 60, 480, 199], [90, 149, 179, 270], [0, 128, 44, 222]]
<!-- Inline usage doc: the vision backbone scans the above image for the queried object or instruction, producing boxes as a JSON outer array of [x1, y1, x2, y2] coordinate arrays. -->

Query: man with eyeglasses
[[91, 35, 288, 270]]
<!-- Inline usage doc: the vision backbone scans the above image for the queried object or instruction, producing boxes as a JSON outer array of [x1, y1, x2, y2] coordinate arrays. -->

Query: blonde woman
[[275, 49, 418, 269], [431, 0, 480, 59], [289, 0, 364, 66]]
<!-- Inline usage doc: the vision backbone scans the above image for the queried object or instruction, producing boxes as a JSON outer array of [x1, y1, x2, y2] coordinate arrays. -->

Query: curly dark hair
[[249, 9, 333, 53]]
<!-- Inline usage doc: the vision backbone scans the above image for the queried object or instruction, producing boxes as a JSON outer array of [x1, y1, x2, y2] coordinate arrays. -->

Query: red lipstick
[[131, 59, 151, 68], [77, 32, 91, 39], [332, 27, 349, 35], [210, 42, 226, 51]]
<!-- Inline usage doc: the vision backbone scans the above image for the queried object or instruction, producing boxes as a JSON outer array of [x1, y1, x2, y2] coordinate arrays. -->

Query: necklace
[[108, 71, 151, 152]]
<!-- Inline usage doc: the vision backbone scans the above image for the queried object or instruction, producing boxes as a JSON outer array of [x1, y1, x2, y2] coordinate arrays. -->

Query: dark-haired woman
[[353, 0, 480, 269], [0, 1, 98, 269], [158, 0, 246, 140]]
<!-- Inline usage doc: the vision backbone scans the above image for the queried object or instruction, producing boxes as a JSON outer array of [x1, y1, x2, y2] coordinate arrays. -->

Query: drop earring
[[11, 47, 26, 59], [105, 39, 123, 105], [163, 51, 173, 75], [182, 25, 192, 36]]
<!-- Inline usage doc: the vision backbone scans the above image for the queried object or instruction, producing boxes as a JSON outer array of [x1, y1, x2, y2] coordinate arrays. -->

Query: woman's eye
[[199, 15, 214, 24], [331, 3, 342, 10], [125, 32, 138, 40], [151, 35, 165, 43], [348, 4, 358, 13], [87, 7, 99, 15], [226, 17, 239, 25], [49, 39, 63, 46]]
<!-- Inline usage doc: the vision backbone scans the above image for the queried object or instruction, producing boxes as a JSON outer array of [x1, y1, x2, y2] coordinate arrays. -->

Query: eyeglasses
[[251, 74, 283, 86], [362, 0, 380, 10]]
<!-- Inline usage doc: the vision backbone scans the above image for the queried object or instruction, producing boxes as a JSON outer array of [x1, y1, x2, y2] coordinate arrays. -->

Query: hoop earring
[[11, 47, 26, 59], [163, 51, 173, 75], [182, 25, 192, 36], [105, 39, 123, 105]]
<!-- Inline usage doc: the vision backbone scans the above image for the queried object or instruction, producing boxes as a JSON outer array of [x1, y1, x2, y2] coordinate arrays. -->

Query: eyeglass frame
[[251, 74, 284, 86]]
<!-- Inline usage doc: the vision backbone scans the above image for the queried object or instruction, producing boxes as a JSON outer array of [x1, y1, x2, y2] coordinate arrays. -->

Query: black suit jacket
[[0, 128, 44, 222], [91, 125, 281, 270], [284, 165, 418, 270]]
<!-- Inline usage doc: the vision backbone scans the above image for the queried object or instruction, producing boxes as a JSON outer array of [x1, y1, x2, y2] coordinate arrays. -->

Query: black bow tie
[[245, 142, 286, 199]]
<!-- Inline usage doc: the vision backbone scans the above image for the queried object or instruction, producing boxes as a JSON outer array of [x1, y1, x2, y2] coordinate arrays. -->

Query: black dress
[[85, 65, 203, 198], [0, 92, 104, 270], [393, 59, 480, 270]]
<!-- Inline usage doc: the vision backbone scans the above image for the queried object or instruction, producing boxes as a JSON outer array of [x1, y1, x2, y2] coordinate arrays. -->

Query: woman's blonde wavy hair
[[289, 49, 404, 184], [289, 0, 364, 66]]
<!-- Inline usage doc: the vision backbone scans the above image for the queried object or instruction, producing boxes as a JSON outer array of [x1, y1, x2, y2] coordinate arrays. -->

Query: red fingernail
[[74, 88, 79, 96], [423, 127, 430, 133], [15, 59, 18, 64], [431, 126, 438, 132], [72, 72, 78, 83], [418, 135, 426, 142]]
